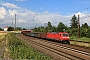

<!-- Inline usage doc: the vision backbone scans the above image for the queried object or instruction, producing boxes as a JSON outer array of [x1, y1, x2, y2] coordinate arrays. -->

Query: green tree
[[37, 26, 44, 32], [81, 23, 89, 28], [8, 26, 14, 31], [80, 28, 87, 37], [22, 28, 26, 30], [57, 22, 66, 32], [16, 27, 22, 30], [47, 21, 52, 32], [80, 23, 89, 37], [44, 26, 49, 32], [70, 28, 78, 37], [47, 22, 52, 28], [87, 27, 90, 38], [70, 15, 78, 28], [0, 28, 3, 31], [33, 27, 38, 32], [52, 26, 57, 32]]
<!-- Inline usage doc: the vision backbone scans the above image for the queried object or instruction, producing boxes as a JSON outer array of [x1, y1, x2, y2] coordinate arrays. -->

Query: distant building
[[4, 26, 8, 31]]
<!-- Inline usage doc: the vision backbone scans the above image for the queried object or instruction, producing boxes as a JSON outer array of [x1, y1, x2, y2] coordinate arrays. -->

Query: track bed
[[16, 34, 90, 60]]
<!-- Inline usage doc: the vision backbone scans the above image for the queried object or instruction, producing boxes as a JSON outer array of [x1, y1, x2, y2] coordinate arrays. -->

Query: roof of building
[[4, 26, 9, 28]]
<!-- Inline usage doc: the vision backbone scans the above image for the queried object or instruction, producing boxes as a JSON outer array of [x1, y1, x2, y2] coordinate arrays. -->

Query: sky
[[0, 0, 90, 29]]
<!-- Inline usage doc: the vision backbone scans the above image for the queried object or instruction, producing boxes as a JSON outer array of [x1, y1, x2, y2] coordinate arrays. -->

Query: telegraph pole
[[78, 14, 80, 38], [14, 14, 16, 30]]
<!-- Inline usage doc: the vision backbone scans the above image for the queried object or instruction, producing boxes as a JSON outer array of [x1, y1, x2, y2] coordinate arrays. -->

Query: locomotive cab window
[[63, 34, 68, 36]]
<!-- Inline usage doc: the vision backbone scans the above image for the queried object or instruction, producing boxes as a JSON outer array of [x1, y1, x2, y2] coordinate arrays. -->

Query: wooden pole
[[78, 14, 80, 38]]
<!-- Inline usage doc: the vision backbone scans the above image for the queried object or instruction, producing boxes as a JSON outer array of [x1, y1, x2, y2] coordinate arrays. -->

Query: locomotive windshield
[[63, 34, 68, 36]]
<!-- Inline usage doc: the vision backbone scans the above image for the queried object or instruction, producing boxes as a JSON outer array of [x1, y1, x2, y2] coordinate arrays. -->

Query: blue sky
[[0, 0, 90, 28], [3, 0, 90, 14]]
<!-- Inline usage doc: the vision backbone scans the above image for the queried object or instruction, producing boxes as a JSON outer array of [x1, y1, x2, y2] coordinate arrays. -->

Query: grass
[[0, 32, 7, 58], [0, 35, 5, 42], [70, 36, 90, 42], [6, 33, 51, 60], [70, 36, 90, 47]]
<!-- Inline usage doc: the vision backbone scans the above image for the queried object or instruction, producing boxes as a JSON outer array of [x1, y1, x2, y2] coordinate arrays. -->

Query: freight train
[[21, 30, 70, 44]]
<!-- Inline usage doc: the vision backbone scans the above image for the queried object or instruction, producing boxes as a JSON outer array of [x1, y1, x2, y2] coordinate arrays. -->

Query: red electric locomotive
[[46, 32, 70, 44]]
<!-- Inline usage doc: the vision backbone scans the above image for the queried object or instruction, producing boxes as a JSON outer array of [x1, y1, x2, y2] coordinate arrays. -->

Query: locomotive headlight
[[67, 37, 69, 38], [63, 37, 65, 38]]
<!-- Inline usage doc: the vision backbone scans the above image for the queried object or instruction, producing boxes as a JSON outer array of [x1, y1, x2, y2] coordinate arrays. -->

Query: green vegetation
[[0, 34, 6, 42], [87, 27, 90, 38], [0, 35, 3, 42], [70, 15, 78, 28], [0, 28, 3, 31], [70, 36, 90, 42], [6, 33, 51, 60], [7, 26, 22, 31], [57, 22, 67, 32], [0, 33, 6, 58], [33, 21, 68, 32]]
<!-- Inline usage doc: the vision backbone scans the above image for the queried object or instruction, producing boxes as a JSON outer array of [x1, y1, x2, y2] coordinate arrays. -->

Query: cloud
[[2, 2, 19, 8], [0, 7, 6, 19], [8, 9, 17, 16], [0, 2, 90, 28], [18, 19, 27, 23], [16, 0, 27, 2], [74, 12, 90, 26], [0, 6, 72, 28]]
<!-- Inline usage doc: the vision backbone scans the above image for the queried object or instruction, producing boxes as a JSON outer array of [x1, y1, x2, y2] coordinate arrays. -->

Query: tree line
[[0, 15, 90, 38], [33, 15, 90, 38]]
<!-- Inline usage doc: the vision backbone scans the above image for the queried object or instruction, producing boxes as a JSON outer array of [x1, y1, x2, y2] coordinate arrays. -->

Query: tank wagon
[[21, 30, 70, 44]]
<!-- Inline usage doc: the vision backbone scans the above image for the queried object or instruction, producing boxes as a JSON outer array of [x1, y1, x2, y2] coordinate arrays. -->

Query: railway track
[[70, 40, 90, 47], [70, 40, 90, 43], [16, 34, 90, 60]]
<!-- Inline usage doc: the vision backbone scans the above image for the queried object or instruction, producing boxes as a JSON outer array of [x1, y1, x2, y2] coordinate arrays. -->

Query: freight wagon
[[21, 30, 32, 35]]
